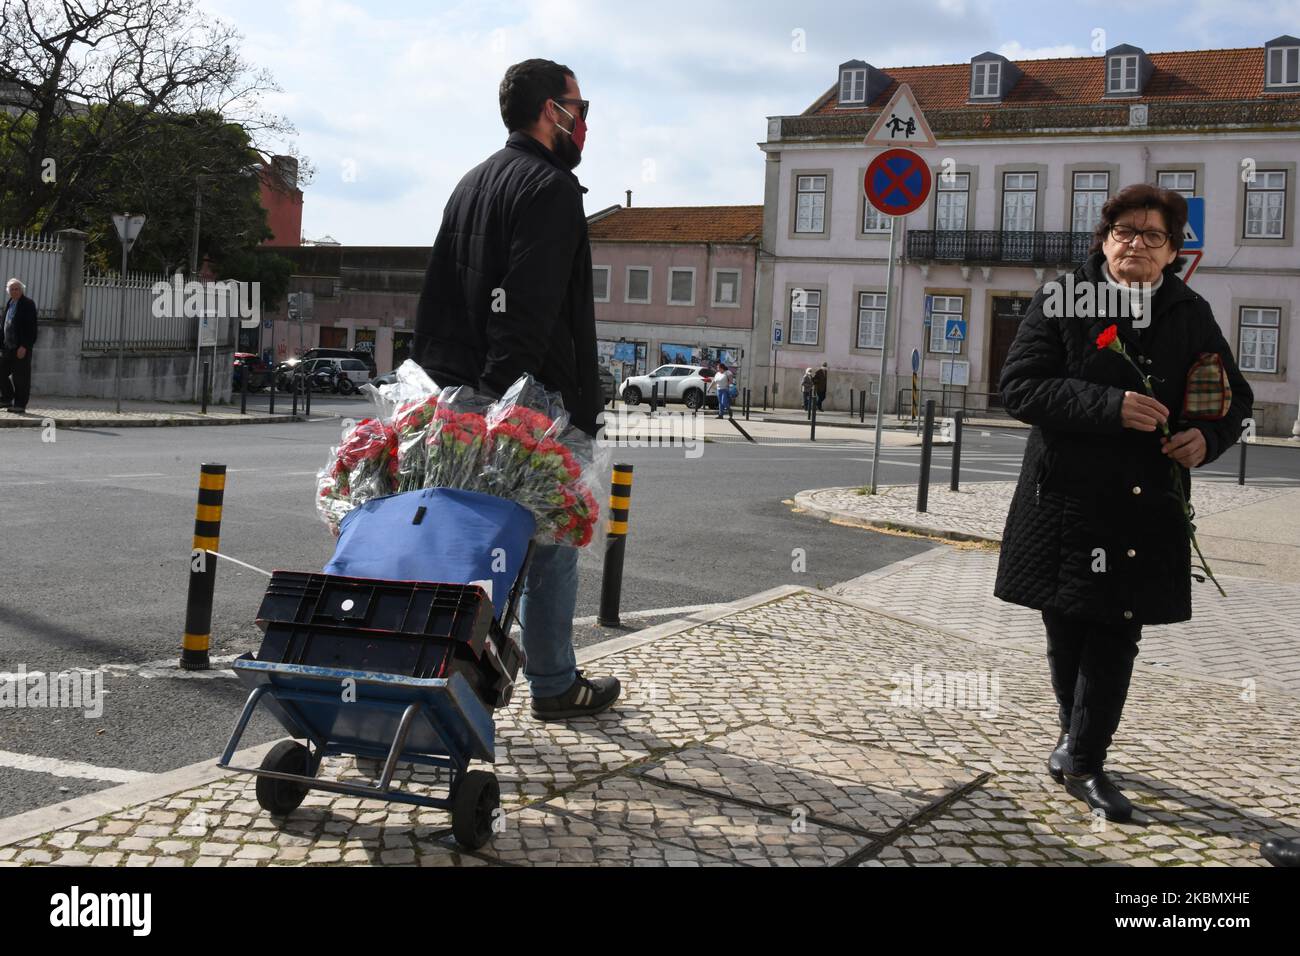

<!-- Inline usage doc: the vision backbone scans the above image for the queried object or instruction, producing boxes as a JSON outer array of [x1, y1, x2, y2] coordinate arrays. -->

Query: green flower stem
[[1112, 344, 1226, 597]]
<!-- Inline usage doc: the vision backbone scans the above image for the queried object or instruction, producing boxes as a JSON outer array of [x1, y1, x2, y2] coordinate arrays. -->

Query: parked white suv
[[619, 365, 716, 410]]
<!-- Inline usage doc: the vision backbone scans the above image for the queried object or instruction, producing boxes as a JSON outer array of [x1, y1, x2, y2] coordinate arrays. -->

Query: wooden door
[[988, 297, 1030, 404]]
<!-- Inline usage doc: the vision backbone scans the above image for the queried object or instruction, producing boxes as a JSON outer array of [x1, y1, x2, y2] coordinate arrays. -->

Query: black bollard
[[598, 464, 635, 627], [1239, 437, 1247, 486], [950, 410, 964, 492], [651, 381, 658, 417], [305, 375, 312, 417], [810, 396, 817, 442], [861, 390, 867, 424], [763, 385, 768, 412], [292, 381, 299, 418], [269, 369, 276, 415], [201, 361, 210, 415], [918, 400, 936, 513], [240, 360, 248, 415], [181, 464, 227, 670]]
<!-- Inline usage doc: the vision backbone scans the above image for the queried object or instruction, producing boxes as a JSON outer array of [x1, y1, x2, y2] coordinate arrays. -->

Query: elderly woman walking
[[995, 184, 1252, 822]]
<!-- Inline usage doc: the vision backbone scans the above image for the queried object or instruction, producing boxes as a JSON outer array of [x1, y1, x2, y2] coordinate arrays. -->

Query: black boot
[[1048, 732, 1070, 783], [1063, 770, 1132, 822], [1261, 838, 1300, 868]]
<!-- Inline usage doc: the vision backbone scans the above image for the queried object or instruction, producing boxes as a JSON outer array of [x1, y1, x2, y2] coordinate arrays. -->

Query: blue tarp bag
[[325, 488, 536, 622]]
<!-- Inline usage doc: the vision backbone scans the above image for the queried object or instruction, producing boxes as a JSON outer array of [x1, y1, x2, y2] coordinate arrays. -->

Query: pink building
[[588, 204, 761, 387]]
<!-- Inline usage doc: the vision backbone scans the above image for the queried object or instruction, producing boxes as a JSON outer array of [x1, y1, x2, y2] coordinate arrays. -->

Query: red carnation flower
[[1096, 325, 1120, 351]]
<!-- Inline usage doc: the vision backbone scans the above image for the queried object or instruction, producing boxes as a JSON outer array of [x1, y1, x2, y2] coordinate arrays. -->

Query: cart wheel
[[452, 770, 500, 850], [256, 740, 316, 817]]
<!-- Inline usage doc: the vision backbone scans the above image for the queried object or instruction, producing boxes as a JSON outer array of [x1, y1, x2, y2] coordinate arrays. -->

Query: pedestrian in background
[[1, 278, 38, 414], [813, 361, 828, 412], [712, 362, 732, 418], [800, 367, 814, 414]]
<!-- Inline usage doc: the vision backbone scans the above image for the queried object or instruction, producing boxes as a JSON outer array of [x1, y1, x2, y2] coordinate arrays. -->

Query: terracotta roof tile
[[588, 205, 763, 244], [808, 47, 1296, 115]]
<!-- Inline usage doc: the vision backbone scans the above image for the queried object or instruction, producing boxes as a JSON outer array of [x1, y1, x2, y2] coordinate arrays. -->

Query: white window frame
[[1157, 170, 1197, 198], [592, 265, 611, 303], [1239, 307, 1281, 373], [1072, 171, 1110, 233], [971, 61, 1000, 98], [790, 288, 821, 346], [856, 292, 886, 350], [1267, 46, 1300, 88], [928, 295, 965, 355], [936, 172, 970, 232], [795, 175, 828, 234], [1108, 54, 1139, 93], [1002, 172, 1038, 232], [624, 266, 652, 305], [1245, 170, 1288, 239], [711, 268, 742, 308], [667, 267, 696, 307], [862, 196, 890, 233], [840, 68, 867, 104]]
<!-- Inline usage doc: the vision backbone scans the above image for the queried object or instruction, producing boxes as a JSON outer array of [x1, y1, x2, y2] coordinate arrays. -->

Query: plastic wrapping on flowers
[[314, 360, 610, 550]]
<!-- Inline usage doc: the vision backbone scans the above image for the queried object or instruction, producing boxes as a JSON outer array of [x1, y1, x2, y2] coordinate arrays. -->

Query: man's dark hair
[[500, 59, 575, 132], [1089, 183, 1188, 271]]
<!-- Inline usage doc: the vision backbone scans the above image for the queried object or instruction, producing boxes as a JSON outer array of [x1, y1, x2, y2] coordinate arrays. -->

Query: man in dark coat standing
[[812, 362, 828, 412], [2, 278, 38, 414], [414, 59, 617, 722], [995, 184, 1252, 822]]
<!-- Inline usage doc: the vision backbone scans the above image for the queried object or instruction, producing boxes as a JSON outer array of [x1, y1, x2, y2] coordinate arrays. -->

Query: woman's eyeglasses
[[1109, 224, 1172, 248]]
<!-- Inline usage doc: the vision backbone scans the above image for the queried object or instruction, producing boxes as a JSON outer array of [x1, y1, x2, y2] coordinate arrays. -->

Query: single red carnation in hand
[[1096, 325, 1119, 351]]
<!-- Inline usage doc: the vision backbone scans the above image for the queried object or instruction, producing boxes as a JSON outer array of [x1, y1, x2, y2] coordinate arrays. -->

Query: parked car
[[299, 348, 377, 379], [597, 366, 615, 406], [232, 353, 273, 392], [619, 365, 716, 410], [369, 371, 399, 389]]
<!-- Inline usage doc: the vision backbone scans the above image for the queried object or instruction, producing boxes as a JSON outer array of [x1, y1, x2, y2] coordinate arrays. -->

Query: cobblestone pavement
[[796, 480, 1294, 544], [4, 590, 1297, 867]]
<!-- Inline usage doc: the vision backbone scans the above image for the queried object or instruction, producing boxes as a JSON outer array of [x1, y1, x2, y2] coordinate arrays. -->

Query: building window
[[936, 172, 969, 232], [1245, 170, 1287, 239], [971, 61, 1000, 98], [790, 288, 821, 345], [1157, 170, 1196, 198], [1072, 172, 1110, 233], [1108, 55, 1139, 93], [856, 292, 886, 349], [795, 175, 827, 234], [1239, 307, 1281, 373], [840, 69, 867, 104], [668, 268, 695, 306], [929, 295, 965, 354], [625, 267, 652, 304], [712, 269, 741, 307], [592, 266, 611, 302], [862, 197, 890, 233], [1002, 172, 1038, 261], [1267, 45, 1300, 88]]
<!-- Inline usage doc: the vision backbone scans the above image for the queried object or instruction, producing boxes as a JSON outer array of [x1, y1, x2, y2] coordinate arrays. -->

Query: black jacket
[[3, 295, 38, 351], [994, 253, 1253, 626], [413, 132, 601, 436]]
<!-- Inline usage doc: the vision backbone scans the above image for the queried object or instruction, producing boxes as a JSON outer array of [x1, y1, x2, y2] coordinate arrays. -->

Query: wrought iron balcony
[[906, 230, 1093, 266]]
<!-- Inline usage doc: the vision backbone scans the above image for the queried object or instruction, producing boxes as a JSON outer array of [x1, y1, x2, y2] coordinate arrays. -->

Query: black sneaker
[[530, 670, 621, 721]]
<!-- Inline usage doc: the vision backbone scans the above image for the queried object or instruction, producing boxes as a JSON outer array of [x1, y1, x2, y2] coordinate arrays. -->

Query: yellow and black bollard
[[181, 463, 227, 670], [597, 464, 634, 628]]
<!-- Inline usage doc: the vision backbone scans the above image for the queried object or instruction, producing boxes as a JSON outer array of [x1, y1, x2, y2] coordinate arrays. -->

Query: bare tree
[[0, 0, 307, 231]]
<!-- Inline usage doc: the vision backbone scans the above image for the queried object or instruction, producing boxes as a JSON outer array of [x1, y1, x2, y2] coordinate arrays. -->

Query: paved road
[[1, 400, 1297, 820]]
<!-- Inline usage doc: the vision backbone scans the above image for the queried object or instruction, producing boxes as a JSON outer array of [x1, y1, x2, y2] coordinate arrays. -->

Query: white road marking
[[846, 457, 1023, 478], [0, 750, 155, 784]]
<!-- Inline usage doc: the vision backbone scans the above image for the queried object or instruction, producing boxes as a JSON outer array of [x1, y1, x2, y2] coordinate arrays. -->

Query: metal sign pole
[[868, 216, 898, 495], [116, 241, 127, 414]]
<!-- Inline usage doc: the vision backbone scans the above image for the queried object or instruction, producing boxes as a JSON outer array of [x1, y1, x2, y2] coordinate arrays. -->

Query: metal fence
[[83, 271, 211, 351], [0, 229, 63, 318]]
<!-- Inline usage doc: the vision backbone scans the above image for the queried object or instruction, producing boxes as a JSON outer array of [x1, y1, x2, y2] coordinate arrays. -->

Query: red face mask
[[555, 103, 586, 152]]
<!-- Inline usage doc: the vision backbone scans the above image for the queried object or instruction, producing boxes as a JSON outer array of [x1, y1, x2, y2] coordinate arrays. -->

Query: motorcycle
[[278, 362, 357, 396]]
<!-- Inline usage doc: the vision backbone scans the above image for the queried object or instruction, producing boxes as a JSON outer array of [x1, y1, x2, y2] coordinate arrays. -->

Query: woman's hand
[[1162, 429, 1207, 468], [1120, 391, 1170, 432]]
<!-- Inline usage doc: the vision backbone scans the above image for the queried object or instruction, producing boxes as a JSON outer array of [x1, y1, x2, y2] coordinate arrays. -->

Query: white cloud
[[996, 40, 1092, 61]]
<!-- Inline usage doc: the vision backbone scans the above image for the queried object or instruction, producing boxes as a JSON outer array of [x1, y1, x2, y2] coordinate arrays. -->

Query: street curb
[[793, 489, 1003, 546], [0, 585, 806, 849], [0, 414, 305, 429], [0, 741, 278, 849]]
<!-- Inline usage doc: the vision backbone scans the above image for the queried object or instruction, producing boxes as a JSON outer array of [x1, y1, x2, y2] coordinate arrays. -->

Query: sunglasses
[[553, 97, 590, 121]]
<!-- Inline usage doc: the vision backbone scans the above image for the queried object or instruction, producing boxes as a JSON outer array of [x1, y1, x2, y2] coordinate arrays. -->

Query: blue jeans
[[518, 543, 579, 697], [717, 388, 731, 416]]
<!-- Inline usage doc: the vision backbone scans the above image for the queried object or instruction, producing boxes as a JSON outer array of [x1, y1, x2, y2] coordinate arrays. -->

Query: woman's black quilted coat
[[994, 253, 1253, 625]]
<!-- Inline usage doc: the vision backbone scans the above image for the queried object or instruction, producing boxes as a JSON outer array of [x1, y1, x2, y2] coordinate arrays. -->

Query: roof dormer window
[[1266, 39, 1300, 89], [971, 60, 1000, 98], [840, 67, 867, 104], [1108, 54, 1139, 93]]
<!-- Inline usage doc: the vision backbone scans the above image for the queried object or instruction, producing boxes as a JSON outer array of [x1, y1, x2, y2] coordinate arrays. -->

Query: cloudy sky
[[203, 0, 1300, 246]]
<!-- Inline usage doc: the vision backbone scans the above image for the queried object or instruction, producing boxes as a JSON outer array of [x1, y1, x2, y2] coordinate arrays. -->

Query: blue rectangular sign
[[1184, 197, 1205, 251], [946, 319, 966, 342]]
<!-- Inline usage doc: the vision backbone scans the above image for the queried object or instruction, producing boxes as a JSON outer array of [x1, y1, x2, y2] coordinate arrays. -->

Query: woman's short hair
[[1088, 183, 1188, 272]]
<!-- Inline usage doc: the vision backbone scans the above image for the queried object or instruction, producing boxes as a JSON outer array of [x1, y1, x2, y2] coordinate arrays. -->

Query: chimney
[[626, 190, 632, 208], [272, 155, 300, 190]]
